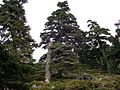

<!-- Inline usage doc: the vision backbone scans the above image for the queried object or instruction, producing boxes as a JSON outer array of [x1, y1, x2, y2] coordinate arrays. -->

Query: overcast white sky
[[1, 0, 120, 61]]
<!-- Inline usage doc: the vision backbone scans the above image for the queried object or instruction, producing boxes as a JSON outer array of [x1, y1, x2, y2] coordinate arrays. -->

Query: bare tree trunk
[[118, 37, 120, 42], [45, 42, 52, 83]]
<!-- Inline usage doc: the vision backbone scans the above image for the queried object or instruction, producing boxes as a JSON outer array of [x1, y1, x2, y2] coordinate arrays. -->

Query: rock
[[82, 74, 93, 80]]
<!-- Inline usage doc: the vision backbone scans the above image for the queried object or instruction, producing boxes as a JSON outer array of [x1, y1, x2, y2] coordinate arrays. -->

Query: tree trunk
[[100, 49, 113, 74], [45, 42, 52, 83], [118, 37, 120, 42]]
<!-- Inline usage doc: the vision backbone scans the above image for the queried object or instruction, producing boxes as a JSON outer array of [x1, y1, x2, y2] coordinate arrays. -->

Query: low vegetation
[[29, 67, 120, 90]]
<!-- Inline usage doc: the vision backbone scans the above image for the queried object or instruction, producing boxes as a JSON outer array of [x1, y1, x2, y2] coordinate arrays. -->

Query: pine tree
[[0, 0, 36, 62], [40, 1, 83, 48], [0, 0, 37, 89], [107, 27, 120, 74], [40, 1, 82, 82], [86, 20, 116, 73]]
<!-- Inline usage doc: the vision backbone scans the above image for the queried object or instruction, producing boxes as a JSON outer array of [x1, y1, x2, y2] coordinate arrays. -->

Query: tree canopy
[[0, 0, 37, 62]]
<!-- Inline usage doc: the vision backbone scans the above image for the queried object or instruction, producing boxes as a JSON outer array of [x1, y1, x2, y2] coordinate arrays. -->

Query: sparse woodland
[[0, 0, 120, 90]]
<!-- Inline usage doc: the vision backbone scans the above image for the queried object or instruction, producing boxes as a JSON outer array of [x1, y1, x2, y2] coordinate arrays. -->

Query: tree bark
[[45, 42, 52, 83], [118, 37, 120, 42]]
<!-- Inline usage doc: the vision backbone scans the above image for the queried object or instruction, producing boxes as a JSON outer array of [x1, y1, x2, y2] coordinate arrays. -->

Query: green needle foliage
[[40, 1, 83, 81], [0, 0, 38, 89], [0, 0, 37, 62], [0, 44, 29, 89], [40, 1, 84, 49], [50, 43, 79, 78], [85, 20, 120, 74]]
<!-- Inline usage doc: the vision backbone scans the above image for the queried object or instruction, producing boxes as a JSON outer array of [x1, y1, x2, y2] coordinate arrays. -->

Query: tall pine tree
[[0, 0, 38, 89], [0, 0, 36, 62], [40, 1, 84, 48], [40, 1, 82, 82], [86, 20, 116, 74]]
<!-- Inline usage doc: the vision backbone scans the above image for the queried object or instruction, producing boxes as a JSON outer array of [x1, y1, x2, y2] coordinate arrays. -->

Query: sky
[[1, 0, 120, 61]]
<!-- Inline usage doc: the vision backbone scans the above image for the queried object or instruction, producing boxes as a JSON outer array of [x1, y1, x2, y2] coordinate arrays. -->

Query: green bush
[[89, 82, 100, 88], [30, 81, 45, 86], [66, 80, 91, 90], [50, 81, 67, 90], [6, 81, 30, 90], [49, 80, 92, 90]]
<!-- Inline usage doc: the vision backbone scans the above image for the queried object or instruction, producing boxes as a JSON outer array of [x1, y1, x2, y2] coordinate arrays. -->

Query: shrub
[[30, 81, 45, 86], [6, 81, 30, 90], [65, 80, 92, 90]]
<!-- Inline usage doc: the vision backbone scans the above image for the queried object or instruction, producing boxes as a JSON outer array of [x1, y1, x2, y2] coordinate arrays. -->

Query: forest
[[0, 0, 120, 90]]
